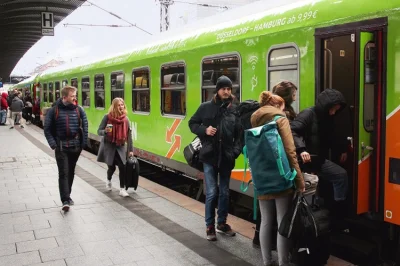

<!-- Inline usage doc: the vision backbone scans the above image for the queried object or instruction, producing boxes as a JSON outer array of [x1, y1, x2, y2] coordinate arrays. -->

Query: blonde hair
[[259, 91, 284, 108], [108, 98, 127, 118]]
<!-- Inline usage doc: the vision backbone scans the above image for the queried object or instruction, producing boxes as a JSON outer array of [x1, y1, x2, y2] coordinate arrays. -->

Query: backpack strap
[[240, 146, 252, 193]]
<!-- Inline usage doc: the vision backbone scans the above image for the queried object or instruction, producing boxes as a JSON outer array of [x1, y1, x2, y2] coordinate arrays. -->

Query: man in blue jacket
[[44, 86, 88, 211]]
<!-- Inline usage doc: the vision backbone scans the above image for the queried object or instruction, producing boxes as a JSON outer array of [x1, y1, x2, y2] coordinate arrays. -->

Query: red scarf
[[107, 114, 128, 146]]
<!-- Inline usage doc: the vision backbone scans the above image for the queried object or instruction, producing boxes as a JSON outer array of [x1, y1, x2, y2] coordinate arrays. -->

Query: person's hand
[[300, 151, 311, 163], [206, 126, 217, 136], [129, 152, 133, 157], [340, 152, 347, 163], [297, 187, 305, 193], [105, 127, 112, 133]]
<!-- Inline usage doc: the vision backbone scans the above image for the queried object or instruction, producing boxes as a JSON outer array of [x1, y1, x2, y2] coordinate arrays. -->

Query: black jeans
[[107, 152, 125, 188], [55, 146, 82, 203]]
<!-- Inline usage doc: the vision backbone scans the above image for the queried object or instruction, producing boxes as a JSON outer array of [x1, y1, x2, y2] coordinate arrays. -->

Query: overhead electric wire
[[172, 0, 229, 9]]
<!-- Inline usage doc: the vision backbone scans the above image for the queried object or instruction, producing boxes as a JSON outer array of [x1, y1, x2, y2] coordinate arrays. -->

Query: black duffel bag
[[183, 137, 203, 171], [125, 156, 140, 190]]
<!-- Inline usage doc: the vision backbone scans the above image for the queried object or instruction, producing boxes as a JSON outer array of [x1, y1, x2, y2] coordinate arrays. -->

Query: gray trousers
[[259, 196, 292, 266]]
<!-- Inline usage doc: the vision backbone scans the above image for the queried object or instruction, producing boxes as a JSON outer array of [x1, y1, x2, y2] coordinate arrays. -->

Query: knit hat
[[215, 75, 233, 93]]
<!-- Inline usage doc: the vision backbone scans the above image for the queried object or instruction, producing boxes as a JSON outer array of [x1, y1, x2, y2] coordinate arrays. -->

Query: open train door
[[315, 18, 387, 216]]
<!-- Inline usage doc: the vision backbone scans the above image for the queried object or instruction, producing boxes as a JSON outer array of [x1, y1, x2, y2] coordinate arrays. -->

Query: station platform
[[0, 123, 353, 266]]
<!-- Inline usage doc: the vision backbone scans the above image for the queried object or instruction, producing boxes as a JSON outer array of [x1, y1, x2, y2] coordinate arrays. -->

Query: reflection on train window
[[111, 72, 124, 101], [268, 45, 299, 113], [48, 82, 54, 103], [95, 74, 105, 108], [202, 54, 240, 102], [364, 42, 375, 132], [55, 81, 60, 101], [43, 83, 48, 102], [81, 77, 90, 107], [71, 78, 78, 103], [161, 62, 186, 116], [132, 68, 150, 113], [62, 80, 68, 87]]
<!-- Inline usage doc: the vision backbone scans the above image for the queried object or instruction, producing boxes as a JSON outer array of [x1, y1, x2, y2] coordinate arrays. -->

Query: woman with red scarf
[[97, 98, 133, 197]]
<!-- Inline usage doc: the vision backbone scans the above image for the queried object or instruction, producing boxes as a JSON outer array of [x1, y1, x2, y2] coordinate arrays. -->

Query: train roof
[[39, 0, 398, 79], [14, 73, 39, 88]]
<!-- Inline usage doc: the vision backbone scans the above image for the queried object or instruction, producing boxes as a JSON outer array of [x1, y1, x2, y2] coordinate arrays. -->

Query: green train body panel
[[16, 0, 400, 184]]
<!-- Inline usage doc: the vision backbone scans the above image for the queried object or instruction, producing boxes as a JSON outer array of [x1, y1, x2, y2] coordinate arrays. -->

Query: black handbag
[[125, 156, 140, 190], [183, 137, 203, 171]]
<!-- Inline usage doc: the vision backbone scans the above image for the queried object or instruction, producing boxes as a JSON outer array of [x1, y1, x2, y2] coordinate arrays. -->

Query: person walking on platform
[[44, 86, 88, 212], [188, 75, 242, 241], [9, 93, 24, 129], [0, 92, 8, 125], [97, 98, 133, 197]]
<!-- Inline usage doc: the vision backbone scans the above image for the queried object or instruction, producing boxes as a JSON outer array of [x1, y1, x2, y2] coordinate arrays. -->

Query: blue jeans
[[203, 163, 232, 227]]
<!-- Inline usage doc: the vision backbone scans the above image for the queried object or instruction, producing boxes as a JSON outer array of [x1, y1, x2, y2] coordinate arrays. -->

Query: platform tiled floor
[[0, 123, 353, 266]]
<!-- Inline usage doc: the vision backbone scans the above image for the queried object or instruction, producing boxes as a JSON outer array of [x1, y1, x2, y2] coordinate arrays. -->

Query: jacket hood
[[56, 98, 77, 110], [315, 88, 346, 116], [251, 105, 286, 128], [12, 96, 21, 102], [1, 93, 7, 98]]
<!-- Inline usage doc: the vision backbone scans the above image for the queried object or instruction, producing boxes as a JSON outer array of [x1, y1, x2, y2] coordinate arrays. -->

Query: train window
[[111, 72, 124, 101], [132, 68, 150, 113], [202, 54, 240, 102], [71, 78, 78, 103], [48, 82, 54, 103], [62, 80, 68, 87], [161, 62, 186, 116], [364, 42, 376, 132], [43, 83, 48, 102], [267, 44, 300, 113], [95, 74, 105, 109], [81, 77, 90, 107], [55, 81, 60, 101]]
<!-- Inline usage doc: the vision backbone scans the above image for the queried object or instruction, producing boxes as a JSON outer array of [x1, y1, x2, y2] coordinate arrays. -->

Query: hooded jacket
[[10, 96, 24, 112], [291, 88, 347, 166], [0, 93, 8, 110], [251, 106, 305, 200], [44, 99, 88, 150]]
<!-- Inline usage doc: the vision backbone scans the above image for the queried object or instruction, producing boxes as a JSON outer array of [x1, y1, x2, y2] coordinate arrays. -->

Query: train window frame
[[42, 83, 48, 102], [48, 82, 54, 103], [267, 43, 300, 114], [94, 74, 105, 110], [201, 52, 241, 103], [110, 71, 125, 102], [71, 78, 79, 103], [132, 67, 150, 115], [160, 61, 186, 117], [55, 81, 61, 101], [81, 76, 90, 108], [363, 41, 376, 133]]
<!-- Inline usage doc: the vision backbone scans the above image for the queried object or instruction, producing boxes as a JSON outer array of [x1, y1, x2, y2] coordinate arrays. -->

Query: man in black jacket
[[291, 88, 349, 219], [189, 75, 241, 241], [44, 86, 88, 212]]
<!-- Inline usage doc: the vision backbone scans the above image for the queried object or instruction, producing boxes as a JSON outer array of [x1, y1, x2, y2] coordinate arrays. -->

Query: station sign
[[41, 12, 54, 36]]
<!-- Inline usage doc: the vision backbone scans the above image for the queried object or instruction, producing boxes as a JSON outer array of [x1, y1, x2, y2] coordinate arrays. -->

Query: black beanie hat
[[215, 75, 233, 93]]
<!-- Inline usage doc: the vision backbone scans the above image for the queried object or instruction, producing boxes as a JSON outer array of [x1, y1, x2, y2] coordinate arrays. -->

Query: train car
[[29, 0, 400, 262]]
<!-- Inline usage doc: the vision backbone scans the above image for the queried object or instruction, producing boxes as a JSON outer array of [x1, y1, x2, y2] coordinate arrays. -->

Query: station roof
[[0, 0, 85, 79]]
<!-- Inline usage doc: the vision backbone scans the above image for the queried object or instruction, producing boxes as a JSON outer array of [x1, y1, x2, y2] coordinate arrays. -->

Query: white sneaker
[[119, 188, 129, 197], [106, 180, 112, 191]]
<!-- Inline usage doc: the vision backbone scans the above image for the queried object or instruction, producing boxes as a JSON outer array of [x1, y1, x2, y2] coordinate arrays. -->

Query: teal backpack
[[241, 115, 297, 218]]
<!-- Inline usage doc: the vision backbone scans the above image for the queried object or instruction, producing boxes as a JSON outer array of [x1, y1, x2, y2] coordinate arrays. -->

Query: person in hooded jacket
[[0, 92, 8, 125], [291, 88, 349, 222], [44, 86, 88, 212], [188, 75, 241, 241]]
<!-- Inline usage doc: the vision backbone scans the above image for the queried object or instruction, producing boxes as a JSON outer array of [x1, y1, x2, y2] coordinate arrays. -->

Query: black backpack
[[235, 100, 260, 150]]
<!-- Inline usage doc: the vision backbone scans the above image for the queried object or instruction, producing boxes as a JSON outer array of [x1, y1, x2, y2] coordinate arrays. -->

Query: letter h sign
[[41, 12, 54, 29]]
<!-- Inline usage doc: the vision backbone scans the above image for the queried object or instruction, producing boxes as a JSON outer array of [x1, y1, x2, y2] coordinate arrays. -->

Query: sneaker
[[119, 188, 129, 197], [216, 223, 236, 236], [68, 198, 74, 205], [206, 225, 217, 241], [252, 230, 260, 249], [9, 126, 13, 129], [62, 201, 70, 212], [106, 180, 112, 191], [20, 125, 24, 128]]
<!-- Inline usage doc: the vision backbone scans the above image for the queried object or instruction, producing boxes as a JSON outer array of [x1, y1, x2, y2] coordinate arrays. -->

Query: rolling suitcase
[[125, 156, 140, 190]]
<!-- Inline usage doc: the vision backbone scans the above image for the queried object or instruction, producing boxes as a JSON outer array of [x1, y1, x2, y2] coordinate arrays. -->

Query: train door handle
[[361, 142, 374, 158], [347, 137, 353, 149]]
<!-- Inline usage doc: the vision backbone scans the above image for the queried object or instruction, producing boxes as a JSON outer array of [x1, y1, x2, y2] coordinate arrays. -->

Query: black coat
[[291, 88, 347, 166], [188, 96, 241, 168]]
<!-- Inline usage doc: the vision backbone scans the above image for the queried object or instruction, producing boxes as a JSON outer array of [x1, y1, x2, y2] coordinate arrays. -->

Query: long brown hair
[[259, 91, 284, 109], [108, 98, 127, 118], [272, 81, 297, 120]]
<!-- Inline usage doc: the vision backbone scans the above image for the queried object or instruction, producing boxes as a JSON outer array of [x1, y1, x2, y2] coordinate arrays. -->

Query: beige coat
[[250, 106, 304, 200]]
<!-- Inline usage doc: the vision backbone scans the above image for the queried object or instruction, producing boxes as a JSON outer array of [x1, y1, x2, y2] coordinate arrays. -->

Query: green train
[[15, 0, 400, 261]]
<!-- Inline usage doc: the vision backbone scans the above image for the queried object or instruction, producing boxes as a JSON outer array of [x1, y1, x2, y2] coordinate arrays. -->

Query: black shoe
[[206, 225, 217, 241], [62, 201, 70, 212], [252, 230, 260, 249], [216, 223, 236, 236], [68, 198, 74, 205]]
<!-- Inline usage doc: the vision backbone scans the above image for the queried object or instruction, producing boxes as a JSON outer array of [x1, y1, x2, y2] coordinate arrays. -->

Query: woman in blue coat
[[97, 98, 133, 197]]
